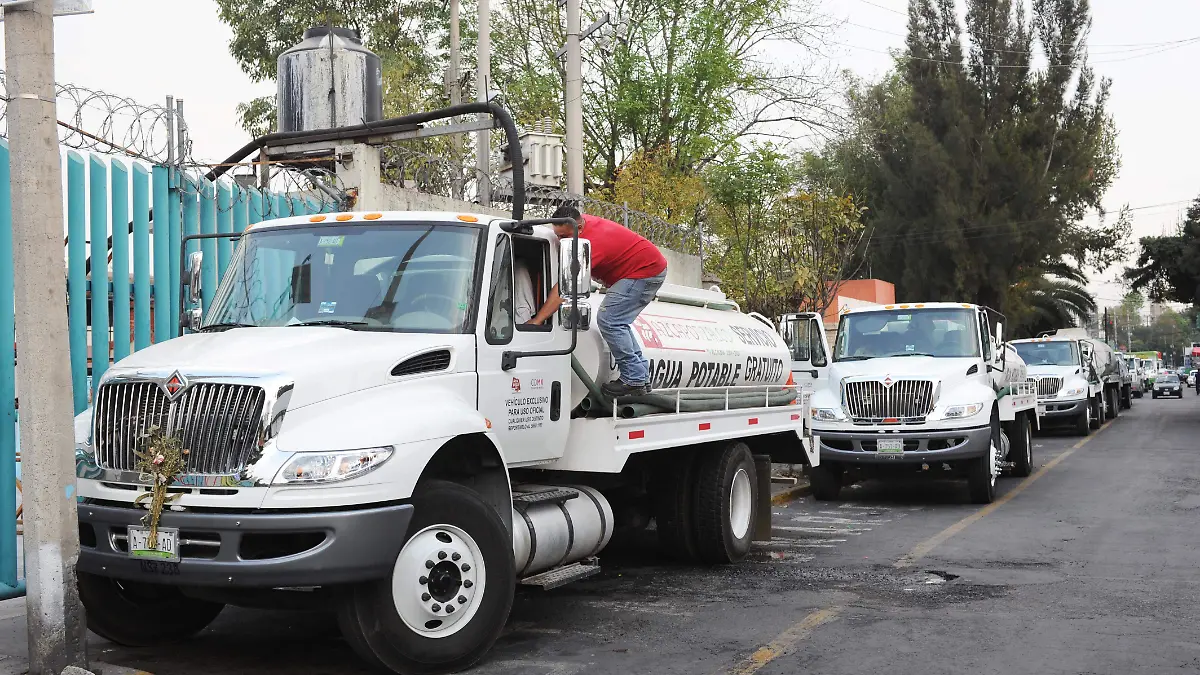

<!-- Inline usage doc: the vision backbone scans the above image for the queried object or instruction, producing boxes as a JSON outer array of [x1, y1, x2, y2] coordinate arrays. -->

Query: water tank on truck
[[569, 285, 793, 411], [277, 26, 384, 132]]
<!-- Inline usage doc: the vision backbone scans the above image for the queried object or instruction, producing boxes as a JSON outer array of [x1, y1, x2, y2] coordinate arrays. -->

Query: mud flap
[[752, 454, 773, 543], [805, 434, 821, 467]]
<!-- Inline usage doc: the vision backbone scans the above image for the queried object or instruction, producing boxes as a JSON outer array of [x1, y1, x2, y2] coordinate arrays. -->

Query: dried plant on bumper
[[133, 427, 190, 547]]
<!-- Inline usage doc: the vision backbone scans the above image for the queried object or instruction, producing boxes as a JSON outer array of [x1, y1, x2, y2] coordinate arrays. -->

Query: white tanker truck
[[71, 210, 816, 674]]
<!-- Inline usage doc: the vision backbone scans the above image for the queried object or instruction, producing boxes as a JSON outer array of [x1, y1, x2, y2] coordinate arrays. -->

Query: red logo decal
[[633, 317, 664, 349], [511, 378, 521, 393]]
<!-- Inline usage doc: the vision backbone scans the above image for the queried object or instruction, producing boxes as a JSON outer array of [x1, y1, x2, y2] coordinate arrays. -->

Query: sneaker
[[602, 380, 651, 397]]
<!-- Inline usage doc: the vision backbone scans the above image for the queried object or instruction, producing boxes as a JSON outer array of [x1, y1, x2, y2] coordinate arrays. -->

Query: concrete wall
[[336, 143, 702, 288]]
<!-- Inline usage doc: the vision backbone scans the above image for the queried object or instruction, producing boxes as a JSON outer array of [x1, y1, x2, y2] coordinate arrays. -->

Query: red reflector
[[699, 422, 711, 431], [628, 430, 645, 440], [883, 418, 899, 424], [748, 418, 759, 425], [790, 413, 801, 421]]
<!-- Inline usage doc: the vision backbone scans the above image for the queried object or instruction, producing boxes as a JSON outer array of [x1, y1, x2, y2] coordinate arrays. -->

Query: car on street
[[1153, 373, 1184, 398], [1186, 369, 1197, 387]]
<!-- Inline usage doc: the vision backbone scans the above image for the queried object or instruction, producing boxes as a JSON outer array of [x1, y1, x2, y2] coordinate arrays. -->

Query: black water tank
[[276, 26, 383, 132]]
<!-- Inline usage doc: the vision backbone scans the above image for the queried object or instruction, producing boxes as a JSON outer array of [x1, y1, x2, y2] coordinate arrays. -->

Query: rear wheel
[[655, 454, 701, 562], [809, 463, 843, 501], [1007, 413, 1033, 478], [78, 573, 224, 646], [337, 480, 515, 675], [692, 442, 757, 564]]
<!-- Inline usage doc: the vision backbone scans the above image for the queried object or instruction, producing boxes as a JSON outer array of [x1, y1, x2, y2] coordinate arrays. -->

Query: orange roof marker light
[[885, 305, 895, 310], [457, 214, 479, 223], [335, 214, 354, 222], [915, 303, 925, 308], [364, 213, 383, 220], [309, 215, 327, 223]]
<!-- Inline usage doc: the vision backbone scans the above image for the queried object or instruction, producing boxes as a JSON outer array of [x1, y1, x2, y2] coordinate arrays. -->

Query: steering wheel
[[410, 293, 463, 318]]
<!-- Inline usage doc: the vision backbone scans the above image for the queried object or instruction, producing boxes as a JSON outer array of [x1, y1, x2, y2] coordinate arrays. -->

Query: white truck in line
[[779, 303, 1039, 504], [1011, 328, 1123, 436], [71, 209, 818, 674]]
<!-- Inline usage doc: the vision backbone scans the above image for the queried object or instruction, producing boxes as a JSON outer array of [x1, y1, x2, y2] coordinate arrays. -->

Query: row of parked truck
[[68, 203, 1138, 673]]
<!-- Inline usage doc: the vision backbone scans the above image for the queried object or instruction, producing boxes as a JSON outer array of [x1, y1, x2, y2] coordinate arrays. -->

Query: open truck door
[[778, 312, 831, 394]]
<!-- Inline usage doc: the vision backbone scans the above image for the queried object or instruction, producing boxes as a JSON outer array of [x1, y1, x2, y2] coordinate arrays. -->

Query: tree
[[492, 0, 839, 189], [1125, 197, 1200, 304], [814, 0, 1128, 319], [705, 146, 868, 318]]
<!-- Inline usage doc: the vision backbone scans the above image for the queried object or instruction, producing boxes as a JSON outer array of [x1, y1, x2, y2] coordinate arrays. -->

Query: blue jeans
[[598, 271, 667, 385]]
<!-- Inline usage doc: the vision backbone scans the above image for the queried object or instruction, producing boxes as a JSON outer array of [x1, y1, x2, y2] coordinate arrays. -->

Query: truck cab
[[794, 303, 1037, 505]]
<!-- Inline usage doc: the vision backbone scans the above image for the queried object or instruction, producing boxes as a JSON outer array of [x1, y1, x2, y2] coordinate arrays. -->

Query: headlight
[[1061, 387, 1086, 397], [274, 447, 393, 484], [943, 402, 986, 418], [812, 408, 843, 422]]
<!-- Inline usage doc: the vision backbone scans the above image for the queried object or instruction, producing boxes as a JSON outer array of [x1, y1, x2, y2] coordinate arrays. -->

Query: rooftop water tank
[[277, 26, 383, 133]]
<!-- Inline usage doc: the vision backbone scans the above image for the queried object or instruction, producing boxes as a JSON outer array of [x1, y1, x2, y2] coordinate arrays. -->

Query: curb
[[771, 479, 812, 505]]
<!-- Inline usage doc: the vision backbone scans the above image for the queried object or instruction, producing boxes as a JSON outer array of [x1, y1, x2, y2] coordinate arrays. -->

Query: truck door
[[476, 232, 572, 466], [779, 313, 830, 394]]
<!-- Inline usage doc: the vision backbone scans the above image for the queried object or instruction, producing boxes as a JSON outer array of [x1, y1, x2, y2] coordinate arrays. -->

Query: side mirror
[[559, 238, 592, 299], [559, 300, 591, 331], [994, 322, 1003, 347], [182, 308, 203, 332], [186, 251, 204, 305]]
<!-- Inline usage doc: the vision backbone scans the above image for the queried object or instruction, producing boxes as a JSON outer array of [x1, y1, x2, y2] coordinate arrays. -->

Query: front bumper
[[1154, 387, 1182, 396], [1037, 398, 1087, 420], [816, 424, 991, 464], [77, 502, 413, 587]]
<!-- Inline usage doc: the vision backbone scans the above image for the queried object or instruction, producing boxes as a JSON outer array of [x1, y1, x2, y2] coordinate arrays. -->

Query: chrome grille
[[94, 381, 266, 474], [843, 379, 935, 422], [1035, 376, 1063, 398]]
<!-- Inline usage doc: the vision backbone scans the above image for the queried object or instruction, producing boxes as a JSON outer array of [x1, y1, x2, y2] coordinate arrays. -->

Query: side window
[[784, 317, 811, 362], [810, 319, 827, 367], [978, 312, 993, 360], [485, 235, 514, 345]]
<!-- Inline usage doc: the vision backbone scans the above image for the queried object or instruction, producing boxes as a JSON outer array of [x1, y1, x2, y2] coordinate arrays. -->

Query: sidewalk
[[0, 598, 148, 675]]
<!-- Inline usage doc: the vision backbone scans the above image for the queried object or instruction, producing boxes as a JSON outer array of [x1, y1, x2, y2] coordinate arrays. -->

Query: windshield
[[206, 223, 482, 333], [1014, 341, 1080, 367], [1161, 374, 1179, 383], [834, 308, 980, 361]]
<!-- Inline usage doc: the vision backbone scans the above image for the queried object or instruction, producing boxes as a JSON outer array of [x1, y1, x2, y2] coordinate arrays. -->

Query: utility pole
[[564, 0, 584, 196], [449, 0, 463, 200], [3, 0, 90, 672], [475, 0, 491, 205]]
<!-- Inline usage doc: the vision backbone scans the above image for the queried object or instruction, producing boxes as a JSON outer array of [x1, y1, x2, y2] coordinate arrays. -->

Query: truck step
[[512, 488, 579, 511], [520, 559, 601, 590]]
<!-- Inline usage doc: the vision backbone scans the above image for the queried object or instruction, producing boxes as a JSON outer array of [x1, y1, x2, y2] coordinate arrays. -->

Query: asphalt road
[[94, 392, 1200, 675]]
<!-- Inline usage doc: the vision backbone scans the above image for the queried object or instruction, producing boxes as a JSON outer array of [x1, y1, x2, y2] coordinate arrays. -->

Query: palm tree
[[1008, 260, 1097, 338]]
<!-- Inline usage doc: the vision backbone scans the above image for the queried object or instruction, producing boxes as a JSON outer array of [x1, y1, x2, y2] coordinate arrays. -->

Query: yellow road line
[[894, 419, 1112, 568], [727, 606, 843, 675]]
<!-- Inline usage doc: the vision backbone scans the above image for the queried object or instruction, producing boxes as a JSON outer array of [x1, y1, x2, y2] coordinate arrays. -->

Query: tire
[[655, 453, 701, 562], [1007, 413, 1033, 478], [1121, 387, 1132, 410], [1074, 400, 1092, 436], [1106, 389, 1119, 419], [1090, 396, 1104, 429], [967, 410, 999, 504], [78, 572, 224, 646], [336, 480, 515, 675], [692, 442, 757, 564], [809, 463, 843, 501]]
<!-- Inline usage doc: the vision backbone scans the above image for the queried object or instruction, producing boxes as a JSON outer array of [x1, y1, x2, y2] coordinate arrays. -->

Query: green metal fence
[[0, 145, 330, 598]]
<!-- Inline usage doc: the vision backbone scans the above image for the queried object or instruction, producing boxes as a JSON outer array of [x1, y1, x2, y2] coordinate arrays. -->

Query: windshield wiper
[[199, 322, 255, 333], [890, 352, 936, 358], [288, 319, 370, 329], [836, 355, 875, 362]]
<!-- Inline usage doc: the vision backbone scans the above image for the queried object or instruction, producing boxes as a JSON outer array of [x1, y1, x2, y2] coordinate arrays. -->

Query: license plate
[[1037, 404, 1046, 415], [128, 527, 179, 562], [877, 438, 904, 452]]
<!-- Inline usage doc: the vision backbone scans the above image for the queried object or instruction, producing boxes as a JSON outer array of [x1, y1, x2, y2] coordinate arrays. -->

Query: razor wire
[[0, 70, 182, 165], [382, 144, 700, 255]]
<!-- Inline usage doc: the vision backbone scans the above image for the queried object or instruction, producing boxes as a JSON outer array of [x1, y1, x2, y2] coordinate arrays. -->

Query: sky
[[1, 0, 1198, 307]]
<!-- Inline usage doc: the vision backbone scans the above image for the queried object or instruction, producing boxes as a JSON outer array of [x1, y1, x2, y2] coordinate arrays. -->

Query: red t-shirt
[[580, 214, 667, 287]]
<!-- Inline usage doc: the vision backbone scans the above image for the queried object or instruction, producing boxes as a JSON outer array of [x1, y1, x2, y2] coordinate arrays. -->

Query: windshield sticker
[[897, 314, 911, 321], [318, 301, 337, 314], [318, 235, 345, 247], [324, 252, 335, 265]]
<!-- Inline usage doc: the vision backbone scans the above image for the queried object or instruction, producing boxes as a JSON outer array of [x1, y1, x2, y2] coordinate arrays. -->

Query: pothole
[[924, 570, 960, 583]]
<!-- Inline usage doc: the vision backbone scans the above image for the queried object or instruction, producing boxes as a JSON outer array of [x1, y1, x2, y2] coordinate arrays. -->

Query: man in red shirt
[[526, 205, 668, 396]]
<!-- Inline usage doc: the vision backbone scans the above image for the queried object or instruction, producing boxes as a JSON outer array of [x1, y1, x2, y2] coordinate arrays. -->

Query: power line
[[843, 20, 1200, 56]]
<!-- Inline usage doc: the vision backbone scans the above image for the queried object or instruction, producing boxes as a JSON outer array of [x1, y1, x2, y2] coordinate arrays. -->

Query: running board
[[520, 559, 600, 590]]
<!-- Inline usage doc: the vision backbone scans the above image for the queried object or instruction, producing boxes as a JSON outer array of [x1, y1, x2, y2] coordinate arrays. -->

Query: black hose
[[203, 102, 526, 220]]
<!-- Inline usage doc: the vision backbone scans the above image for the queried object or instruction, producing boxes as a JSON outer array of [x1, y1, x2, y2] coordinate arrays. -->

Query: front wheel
[[337, 480, 515, 675], [1074, 401, 1092, 436], [78, 573, 224, 646], [1090, 396, 1104, 429], [1106, 389, 1119, 419], [809, 463, 843, 501]]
